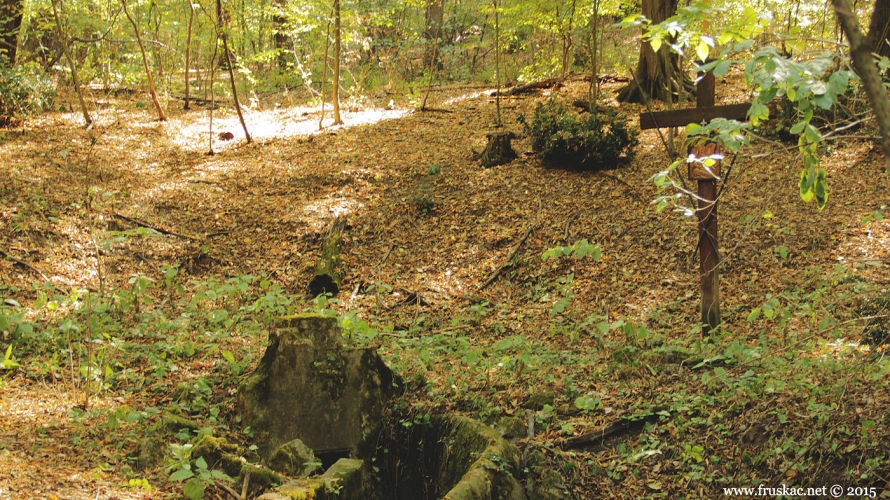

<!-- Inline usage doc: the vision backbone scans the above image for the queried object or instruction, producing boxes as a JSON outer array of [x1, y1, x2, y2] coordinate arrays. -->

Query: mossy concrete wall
[[375, 414, 526, 500], [238, 314, 398, 459]]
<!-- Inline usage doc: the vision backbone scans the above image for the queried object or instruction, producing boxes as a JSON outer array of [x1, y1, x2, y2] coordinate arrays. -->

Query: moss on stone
[[438, 415, 525, 500], [321, 458, 364, 497], [191, 435, 244, 474], [267, 478, 326, 499], [133, 436, 166, 471], [496, 416, 527, 440], [267, 439, 321, 477], [160, 412, 201, 435], [523, 390, 557, 410], [241, 463, 285, 496]]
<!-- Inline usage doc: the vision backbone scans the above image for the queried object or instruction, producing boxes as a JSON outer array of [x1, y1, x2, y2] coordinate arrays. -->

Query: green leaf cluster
[[518, 100, 639, 170], [0, 64, 56, 125]]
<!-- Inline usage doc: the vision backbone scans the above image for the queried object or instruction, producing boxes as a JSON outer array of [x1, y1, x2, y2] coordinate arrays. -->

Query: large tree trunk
[[217, 0, 251, 142], [272, 0, 289, 69], [0, 0, 23, 65], [617, 0, 692, 103], [424, 0, 445, 69], [183, 0, 195, 110], [868, 0, 890, 58], [834, 0, 890, 174], [332, 0, 342, 125], [122, 0, 167, 122]]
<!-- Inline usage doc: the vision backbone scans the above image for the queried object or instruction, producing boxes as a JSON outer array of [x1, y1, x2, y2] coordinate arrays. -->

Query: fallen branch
[[240, 470, 250, 500], [379, 244, 395, 266], [491, 77, 564, 97], [479, 200, 541, 291], [559, 405, 668, 450], [114, 213, 195, 240], [416, 107, 454, 113], [0, 248, 53, 284], [563, 211, 580, 243], [212, 479, 241, 500], [380, 323, 471, 338], [204, 230, 233, 238], [598, 171, 635, 191]]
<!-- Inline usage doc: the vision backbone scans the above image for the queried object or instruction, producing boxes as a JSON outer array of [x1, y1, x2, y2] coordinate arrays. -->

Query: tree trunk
[[834, 0, 890, 174], [272, 0, 289, 69], [309, 217, 345, 296], [560, 0, 577, 79], [868, 0, 890, 58], [617, 0, 692, 103], [183, 0, 195, 110], [332, 0, 343, 125], [0, 0, 23, 65], [480, 131, 516, 168], [424, 0, 445, 69], [217, 0, 251, 143], [493, 0, 501, 126], [122, 0, 168, 122], [50, 0, 91, 125]]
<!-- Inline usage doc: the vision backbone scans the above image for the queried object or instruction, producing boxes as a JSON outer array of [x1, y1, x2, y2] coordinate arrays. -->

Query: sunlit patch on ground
[[0, 379, 148, 500], [443, 90, 494, 106], [836, 218, 890, 263], [169, 105, 409, 151]]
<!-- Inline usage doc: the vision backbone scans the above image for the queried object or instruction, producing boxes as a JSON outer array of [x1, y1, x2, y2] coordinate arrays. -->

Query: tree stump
[[480, 131, 517, 168], [309, 217, 345, 296]]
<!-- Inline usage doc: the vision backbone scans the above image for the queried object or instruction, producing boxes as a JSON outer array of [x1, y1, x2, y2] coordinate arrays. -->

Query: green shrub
[[518, 99, 638, 170], [0, 64, 56, 126]]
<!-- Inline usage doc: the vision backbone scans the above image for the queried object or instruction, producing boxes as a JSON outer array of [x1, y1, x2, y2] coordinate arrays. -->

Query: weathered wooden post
[[690, 69, 721, 335], [639, 67, 751, 335]]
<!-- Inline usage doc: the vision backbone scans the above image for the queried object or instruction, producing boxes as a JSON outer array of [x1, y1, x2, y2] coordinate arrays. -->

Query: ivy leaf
[[696, 38, 710, 61], [650, 36, 663, 54], [829, 71, 850, 94], [814, 93, 833, 110], [169, 466, 194, 482], [789, 120, 806, 135], [747, 102, 769, 125], [815, 168, 828, 210], [222, 350, 236, 364], [747, 308, 762, 322], [804, 124, 821, 144], [183, 478, 206, 500], [714, 60, 731, 77], [799, 168, 815, 203]]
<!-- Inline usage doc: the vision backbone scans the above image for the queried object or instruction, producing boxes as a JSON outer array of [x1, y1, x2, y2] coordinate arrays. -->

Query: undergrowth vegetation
[[518, 99, 639, 170], [0, 64, 56, 126], [1, 238, 889, 496]]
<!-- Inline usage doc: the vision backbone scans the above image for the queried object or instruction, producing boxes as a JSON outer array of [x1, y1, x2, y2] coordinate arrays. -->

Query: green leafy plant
[[518, 99, 639, 170], [169, 456, 233, 500], [542, 239, 602, 261], [411, 195, 435, 215], [0, 64, 56, 126]]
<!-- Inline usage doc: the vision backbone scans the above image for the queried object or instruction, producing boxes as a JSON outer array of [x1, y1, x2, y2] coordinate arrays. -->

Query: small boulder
[[496, 416, 527, 440], [523, 390, 557, 410], [267, 439, 322, 477]]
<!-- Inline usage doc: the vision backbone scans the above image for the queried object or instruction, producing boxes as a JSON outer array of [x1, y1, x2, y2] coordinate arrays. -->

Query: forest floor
[[1, 75, 890, 499]]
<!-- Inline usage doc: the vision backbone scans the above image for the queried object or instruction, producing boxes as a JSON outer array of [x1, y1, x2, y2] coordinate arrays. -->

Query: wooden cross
[[639, 69, 750, 335]]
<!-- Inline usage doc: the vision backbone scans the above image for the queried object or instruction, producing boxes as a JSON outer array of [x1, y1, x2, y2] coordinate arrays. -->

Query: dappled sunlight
[[170, 105, 409, 151], [303, 195, 364, 229], [444, 89, 494, 106], [835, 218, 890, 263]]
